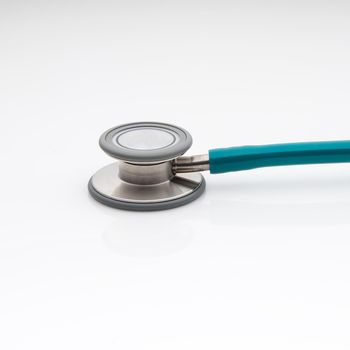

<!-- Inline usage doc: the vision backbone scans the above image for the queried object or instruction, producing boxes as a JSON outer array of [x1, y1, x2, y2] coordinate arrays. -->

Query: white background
[[1, 1, 350, 349]]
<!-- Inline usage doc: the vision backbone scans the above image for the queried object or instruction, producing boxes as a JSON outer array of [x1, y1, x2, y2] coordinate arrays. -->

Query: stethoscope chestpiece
[[89, 122, 206, 211]]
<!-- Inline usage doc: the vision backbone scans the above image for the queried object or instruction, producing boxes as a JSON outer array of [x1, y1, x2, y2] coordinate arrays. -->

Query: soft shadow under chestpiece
[[89, 121, 350, 211]]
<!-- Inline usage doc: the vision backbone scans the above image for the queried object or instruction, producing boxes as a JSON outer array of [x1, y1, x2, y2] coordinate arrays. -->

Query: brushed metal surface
[[91, 162, 204, 204]]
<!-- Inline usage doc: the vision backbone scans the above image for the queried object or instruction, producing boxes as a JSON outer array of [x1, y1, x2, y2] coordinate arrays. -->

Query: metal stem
[[173, 154, 209, 173], [119, 161, 174, 185]]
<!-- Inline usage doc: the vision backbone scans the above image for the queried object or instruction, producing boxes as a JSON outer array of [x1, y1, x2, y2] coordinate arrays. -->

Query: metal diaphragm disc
[[88, 163, 206, 211], [99, 122, 193, 163]]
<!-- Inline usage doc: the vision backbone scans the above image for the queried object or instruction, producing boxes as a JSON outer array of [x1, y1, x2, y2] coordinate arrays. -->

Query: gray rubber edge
[[88, 176, 206, 211], [99, 122, 193, 162]]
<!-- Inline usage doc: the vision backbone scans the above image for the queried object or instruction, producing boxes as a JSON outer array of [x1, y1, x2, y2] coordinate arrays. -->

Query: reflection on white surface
[[99, 168, 350, 260], [206, 199, 350, 227], [203, 167, 350, 227], [102, 215, 194, 258]]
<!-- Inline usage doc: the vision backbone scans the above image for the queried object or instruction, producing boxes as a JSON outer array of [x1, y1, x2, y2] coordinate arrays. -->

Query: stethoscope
[[89, 121, 350, 211]]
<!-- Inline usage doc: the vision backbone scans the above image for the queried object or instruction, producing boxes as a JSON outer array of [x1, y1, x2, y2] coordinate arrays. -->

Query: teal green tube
[[209, 140, 350, 174]]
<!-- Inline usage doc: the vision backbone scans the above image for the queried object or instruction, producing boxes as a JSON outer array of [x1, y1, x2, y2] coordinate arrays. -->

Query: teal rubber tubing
[[209, 140, 350, 174]]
